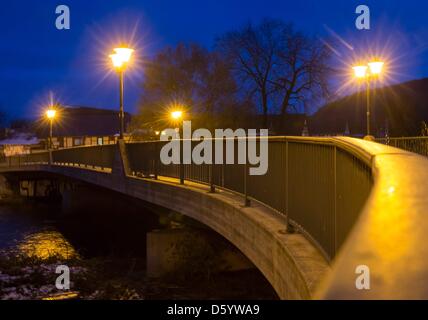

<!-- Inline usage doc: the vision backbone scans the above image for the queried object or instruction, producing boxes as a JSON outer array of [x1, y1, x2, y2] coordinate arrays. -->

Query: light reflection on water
[[0, 200, 279, 299], [18, 230, 78, 260], [0, 203, 78, 261]]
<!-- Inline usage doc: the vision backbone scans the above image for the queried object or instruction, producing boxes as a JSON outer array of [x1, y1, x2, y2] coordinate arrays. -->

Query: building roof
[[0, 133, 39, 145], [37, 106, 131, 137]]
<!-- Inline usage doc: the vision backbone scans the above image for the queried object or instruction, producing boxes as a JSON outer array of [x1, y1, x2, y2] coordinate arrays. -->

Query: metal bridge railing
[[126, 137, 373, 260], [1, 151, 50, 167], [0, 138, 374, 260], [0, 145, 116, 172], [51, 144, 116, 170], [377, 136, 428, 157], [5, 136, 428, 298]]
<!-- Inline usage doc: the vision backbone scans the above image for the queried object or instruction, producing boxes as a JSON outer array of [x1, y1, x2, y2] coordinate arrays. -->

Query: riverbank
[[0, 194, 278, 300], [0, 249, 277, 300]]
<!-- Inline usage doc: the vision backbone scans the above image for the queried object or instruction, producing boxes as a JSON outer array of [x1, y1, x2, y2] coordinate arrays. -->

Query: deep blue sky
[[1, 0, 428, 120]]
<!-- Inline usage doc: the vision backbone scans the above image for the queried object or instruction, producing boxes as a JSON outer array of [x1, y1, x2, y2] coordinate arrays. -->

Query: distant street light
[[169, 109, 186, 143], [109, 46, 134, 139], [352, 65, 368, 79], [171, 110, 183, 121], [353, 59, 384, 139], [46, 108, 57, 150]]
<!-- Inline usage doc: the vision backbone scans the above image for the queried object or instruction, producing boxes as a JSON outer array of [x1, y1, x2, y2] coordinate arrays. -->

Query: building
[[0, 133, 40, 162], [36, 106, 132, 148]]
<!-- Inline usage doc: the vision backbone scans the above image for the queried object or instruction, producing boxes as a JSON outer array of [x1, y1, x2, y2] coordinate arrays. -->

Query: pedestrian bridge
[[1, 136, 428, 299]]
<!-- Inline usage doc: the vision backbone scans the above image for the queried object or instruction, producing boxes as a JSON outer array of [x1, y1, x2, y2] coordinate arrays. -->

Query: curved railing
[[317, 138, 428, 298], [125, 137, 373, 260], [125, 137, 428, 298], [4, 137, 428, 264], [1, 137, 373, 260], [377, 136, 428, 157], [4, 136, 428, 297]]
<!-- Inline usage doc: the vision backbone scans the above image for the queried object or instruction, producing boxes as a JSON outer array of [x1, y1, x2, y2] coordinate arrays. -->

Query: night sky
[[1, 0, 428, 120]]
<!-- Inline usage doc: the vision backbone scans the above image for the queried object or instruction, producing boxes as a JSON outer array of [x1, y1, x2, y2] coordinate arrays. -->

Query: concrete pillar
[[0, 174, 19, 198], [147, 229, 191, 278], [146, 228, 254, 278]]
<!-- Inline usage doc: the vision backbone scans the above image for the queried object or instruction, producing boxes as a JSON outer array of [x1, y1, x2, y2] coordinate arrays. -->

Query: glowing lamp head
[[368, 61, 384, 76], [113, 47, 134, 63], [46, 109, 56, 120], [109, 53, 124, 68], [353, 65, 368, 79], [171, 110, 183, 120], [109, 47, 134, 70]]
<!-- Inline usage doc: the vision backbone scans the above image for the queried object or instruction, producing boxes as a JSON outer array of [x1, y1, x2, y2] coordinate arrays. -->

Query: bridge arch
[[0, 164, 328, 299]]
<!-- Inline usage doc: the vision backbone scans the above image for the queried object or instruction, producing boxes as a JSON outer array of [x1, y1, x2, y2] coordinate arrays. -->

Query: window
[[74, 138, 82, 146]]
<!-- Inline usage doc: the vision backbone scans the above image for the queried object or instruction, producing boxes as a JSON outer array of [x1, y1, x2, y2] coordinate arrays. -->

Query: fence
[[51, 144, 116, 169], [126, 137, 373, 259], [4, 151, 50, 167], [377, 136, 428, 157], [6, 137, 428, 298], [1, 137, 373, 260]]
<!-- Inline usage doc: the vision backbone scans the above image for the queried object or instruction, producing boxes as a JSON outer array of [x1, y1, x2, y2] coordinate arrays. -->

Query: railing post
[[244, 137, 250, 207], [154, 142, 159, 180], [209, 141, 215, 193], [222, 139, 226, 188], [180, 139, 184, 184], [333, 145, 337, 256], [285, 139, 295, 233]]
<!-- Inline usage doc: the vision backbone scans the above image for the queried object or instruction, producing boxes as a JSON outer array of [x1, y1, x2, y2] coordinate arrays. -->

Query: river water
[[0, 202, 75, 257], [0, 199, 278, 300]]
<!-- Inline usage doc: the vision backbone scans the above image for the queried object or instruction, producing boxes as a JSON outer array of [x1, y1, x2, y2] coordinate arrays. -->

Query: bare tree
[[134, 43, 248, 131], [216, 19, 282, 128], [273, 28, 331, 124], [217, 19, 331, 130]]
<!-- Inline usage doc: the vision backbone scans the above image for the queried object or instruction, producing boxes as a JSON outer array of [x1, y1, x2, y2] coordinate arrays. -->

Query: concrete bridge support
[[146, 228, 255, 279]]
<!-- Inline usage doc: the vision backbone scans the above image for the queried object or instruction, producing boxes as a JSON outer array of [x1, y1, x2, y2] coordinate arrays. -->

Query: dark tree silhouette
[[134, 43, 253, 132], [217, 19, 331, 129]]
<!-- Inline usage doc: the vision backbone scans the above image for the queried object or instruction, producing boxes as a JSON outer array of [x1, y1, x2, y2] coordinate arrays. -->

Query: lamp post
[[353, 60, 384, 140], [109, 47, 134, 139], [46, 108, 56, 150], [170, 109, 185, 184], [170, 109, 184, 137]]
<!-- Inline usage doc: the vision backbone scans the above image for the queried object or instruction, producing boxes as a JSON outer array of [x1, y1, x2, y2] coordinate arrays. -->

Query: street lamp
[[109, 46, 134, 139], [46, 108, 56, 150], [170, 110, 183, 121], [170, 110, 184, 136], [353, 59, 384, 139], [169, 109, 185, 184]]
